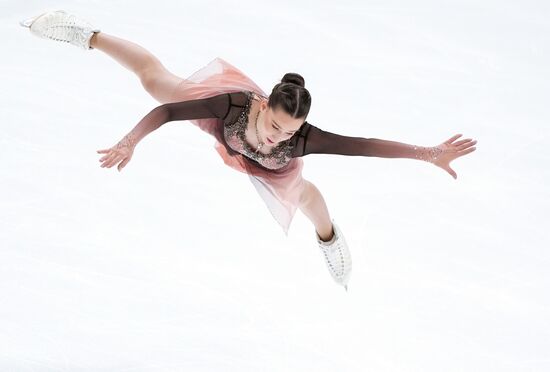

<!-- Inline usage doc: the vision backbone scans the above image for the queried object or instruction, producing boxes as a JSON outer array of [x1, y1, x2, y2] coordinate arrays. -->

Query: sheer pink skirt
[[169, 57, 305, 235]]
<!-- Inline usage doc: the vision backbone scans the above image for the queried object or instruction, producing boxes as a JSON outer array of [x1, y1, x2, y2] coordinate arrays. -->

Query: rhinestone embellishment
[[224, 91, 295, 170]]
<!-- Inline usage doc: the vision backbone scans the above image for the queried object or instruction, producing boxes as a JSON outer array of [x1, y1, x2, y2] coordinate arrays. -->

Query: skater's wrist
[[413, 145, 443, 164], [118, 132, 138, 149]]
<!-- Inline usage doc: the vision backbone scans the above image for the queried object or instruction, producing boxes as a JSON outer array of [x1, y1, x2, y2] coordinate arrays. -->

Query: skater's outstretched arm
[[97, 92, 238, 171], [292, 123, 477, 179]]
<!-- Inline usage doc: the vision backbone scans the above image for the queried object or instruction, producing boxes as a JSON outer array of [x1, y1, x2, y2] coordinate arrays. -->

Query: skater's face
[[258, 99, 304, 145]]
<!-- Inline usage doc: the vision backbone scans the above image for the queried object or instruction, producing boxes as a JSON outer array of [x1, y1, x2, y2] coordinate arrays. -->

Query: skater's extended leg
[[21, 10, 183, 103], [298, 180, 334, 242], [299, 180, 352, 290], [90, 32, 183, 103]]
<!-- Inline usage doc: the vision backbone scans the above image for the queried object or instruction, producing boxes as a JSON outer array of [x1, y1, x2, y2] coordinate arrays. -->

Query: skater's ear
[[260, 99, 269, 111]]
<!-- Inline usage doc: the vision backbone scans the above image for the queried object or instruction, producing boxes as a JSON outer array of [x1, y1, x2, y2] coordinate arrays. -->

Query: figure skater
[[20, 10, 477, 291]]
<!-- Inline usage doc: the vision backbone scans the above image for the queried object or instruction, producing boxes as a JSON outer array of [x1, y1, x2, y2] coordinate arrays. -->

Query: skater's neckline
[[223, 90, 295, 170]]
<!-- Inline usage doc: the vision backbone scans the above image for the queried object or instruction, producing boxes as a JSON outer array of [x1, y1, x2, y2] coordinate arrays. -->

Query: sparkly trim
[[413, 145, 443, 163], [224, 91, 296, 170]]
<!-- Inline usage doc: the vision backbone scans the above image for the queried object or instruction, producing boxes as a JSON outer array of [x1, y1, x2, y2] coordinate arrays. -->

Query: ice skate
[[316, 220, 352, 291], [20, 10, 100, 50]]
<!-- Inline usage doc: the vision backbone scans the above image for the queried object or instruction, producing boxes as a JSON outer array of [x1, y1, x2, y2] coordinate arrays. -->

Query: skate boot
[[20, 10, 100, 50], [316, 220, 352, 291]]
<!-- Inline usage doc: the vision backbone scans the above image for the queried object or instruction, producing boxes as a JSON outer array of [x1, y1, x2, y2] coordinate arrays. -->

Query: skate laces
[[33, 12, 93, 47], [320, 236, 348, 278]]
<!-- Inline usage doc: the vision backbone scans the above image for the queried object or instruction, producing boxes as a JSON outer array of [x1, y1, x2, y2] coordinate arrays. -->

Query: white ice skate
[[316, 220, 352, 291], [20, 10, 100, 50]]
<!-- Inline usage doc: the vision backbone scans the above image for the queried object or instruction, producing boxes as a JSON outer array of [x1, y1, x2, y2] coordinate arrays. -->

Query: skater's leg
[[298, 180, 335, 242], [299, 180, 351, 290], [90, 32, 183, 103]]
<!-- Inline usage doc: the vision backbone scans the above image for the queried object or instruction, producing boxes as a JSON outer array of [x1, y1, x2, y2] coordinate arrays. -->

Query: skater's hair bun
[[281, 73, 305, 87], [268, 72, 311, 119]]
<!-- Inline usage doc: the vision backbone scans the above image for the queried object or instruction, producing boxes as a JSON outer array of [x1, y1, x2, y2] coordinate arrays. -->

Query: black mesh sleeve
[[161, 92, 232, 122], [290, 121, 420, 159], [120, 92, 250, 148], [290, 121, 376, 157]]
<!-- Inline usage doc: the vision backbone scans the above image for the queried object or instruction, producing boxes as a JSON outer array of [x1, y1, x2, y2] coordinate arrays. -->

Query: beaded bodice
[[223, 91, 295, 170]]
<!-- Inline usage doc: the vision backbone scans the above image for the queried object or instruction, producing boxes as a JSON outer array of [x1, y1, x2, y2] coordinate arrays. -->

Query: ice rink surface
[[1, 0, 549, 371]]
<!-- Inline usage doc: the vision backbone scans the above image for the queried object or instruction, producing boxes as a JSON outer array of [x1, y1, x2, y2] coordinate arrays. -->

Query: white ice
[[1, 0, 549, 371]]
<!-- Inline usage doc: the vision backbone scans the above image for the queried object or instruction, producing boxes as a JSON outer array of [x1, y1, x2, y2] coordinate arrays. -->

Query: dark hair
[[268, 72, 311, 120]]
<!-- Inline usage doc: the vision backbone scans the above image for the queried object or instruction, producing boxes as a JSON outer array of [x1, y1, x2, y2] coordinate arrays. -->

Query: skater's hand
[[432, 134, 477, 180], [97, 134, 136, 172]]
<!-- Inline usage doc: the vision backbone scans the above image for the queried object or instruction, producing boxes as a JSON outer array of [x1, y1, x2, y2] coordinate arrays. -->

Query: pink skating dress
[[169, 57, 306, 235], [161, 57, 380, 235]]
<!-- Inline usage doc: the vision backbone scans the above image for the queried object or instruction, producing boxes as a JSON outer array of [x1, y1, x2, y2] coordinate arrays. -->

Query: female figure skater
[[20, 10, 477, 291]]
